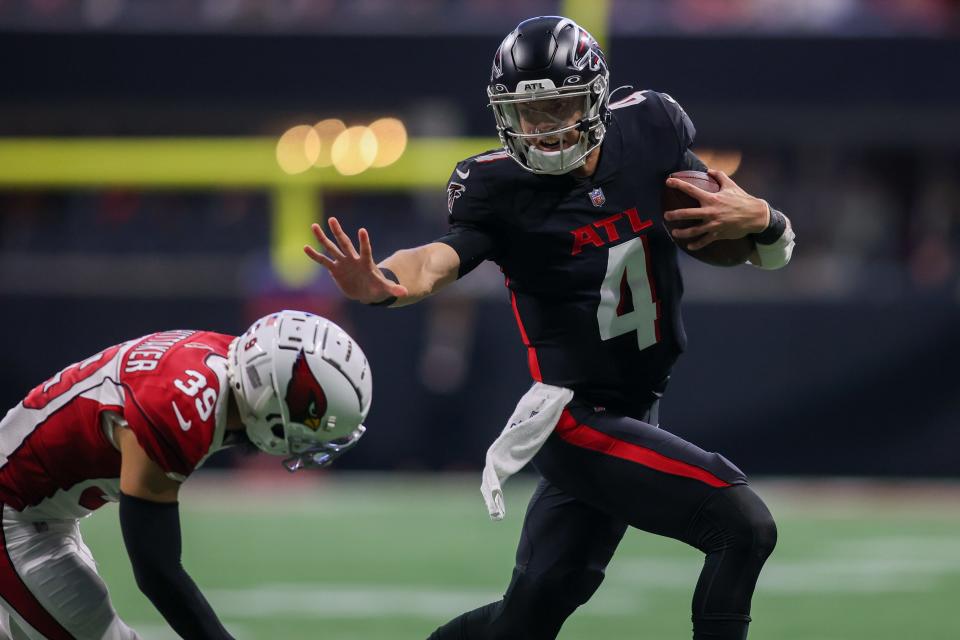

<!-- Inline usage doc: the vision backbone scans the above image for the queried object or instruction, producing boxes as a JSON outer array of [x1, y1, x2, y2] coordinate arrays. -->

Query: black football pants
[[427, 401, 777, 640]]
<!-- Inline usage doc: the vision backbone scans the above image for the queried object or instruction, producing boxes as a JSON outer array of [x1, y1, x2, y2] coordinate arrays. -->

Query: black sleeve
[[435, 224, 498, 279], [120, 493, 235, 640], [659, 92, 696, 153], [673, 150, 708, 173], [434, 161, 502, 278], [649, 91, 697, 171]]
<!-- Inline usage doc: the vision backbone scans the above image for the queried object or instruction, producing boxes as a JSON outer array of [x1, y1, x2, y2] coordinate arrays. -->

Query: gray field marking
[[178, 476, 960, 521], [196, 584, 640, 619], [150, 534, 960, 622]]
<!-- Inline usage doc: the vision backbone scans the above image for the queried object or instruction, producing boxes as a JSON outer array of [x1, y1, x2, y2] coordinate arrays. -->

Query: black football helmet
[[488, 16, 610, 175]]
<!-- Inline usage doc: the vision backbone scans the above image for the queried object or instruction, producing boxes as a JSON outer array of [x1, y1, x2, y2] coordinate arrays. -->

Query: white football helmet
[[226, 310, 371, 471]]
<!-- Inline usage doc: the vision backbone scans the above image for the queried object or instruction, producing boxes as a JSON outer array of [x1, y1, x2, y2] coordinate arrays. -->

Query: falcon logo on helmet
[[573, 28, 592, 69], [486, 16, 611, 175], [285, 350, 328, 431], [492, 46, 504, 80]]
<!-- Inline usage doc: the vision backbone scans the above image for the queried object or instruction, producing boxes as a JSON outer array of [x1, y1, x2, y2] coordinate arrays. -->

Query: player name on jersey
[[124, 330, 196, 373]]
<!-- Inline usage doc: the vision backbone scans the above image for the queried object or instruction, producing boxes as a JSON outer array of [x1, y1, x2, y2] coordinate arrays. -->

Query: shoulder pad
[[450, 149, 513, 183], [608, 90, 649, 110], [648, 90, 696, 149], [468, 149, 512, 166], [121, 331, 233, 478], [612, 89, 695, 151], [446, 149, 514, 222]]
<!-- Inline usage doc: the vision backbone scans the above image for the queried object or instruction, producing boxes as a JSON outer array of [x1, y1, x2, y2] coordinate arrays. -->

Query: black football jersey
[[437, 90, 706, 416]]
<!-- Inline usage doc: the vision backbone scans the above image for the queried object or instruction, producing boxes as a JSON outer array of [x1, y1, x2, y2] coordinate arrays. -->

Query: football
[[662, 170, 754, 267]]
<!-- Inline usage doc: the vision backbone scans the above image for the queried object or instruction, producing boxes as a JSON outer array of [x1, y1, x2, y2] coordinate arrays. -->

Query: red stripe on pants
[[0, 509, 76, 640], [554, 410, 731, 488]]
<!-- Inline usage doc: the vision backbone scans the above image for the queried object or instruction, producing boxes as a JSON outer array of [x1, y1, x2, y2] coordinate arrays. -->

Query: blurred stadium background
[[1, 0, 958, 638]]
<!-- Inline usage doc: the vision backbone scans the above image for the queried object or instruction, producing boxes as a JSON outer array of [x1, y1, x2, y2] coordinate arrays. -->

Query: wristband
[[369, 267, 399, 307], [751, 202, 788, 245]]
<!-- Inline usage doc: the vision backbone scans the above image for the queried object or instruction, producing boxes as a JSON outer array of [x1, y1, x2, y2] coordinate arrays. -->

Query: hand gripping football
[[662, 171, 754, 267]]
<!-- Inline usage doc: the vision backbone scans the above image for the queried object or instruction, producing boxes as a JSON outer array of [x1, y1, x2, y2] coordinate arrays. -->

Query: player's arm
[[378, 241, 461, 306], [116, 427, 235, 640], [304, 217, 460, 307]]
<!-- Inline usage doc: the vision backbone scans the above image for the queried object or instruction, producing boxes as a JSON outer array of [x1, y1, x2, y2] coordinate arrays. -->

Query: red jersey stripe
[[505, 280, 543, 382], [554, 410, 731, 488]]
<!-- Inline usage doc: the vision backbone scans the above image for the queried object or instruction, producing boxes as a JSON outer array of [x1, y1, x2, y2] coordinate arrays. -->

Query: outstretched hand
[[663, 169, 769, 250], [303, 218, 408, 304]]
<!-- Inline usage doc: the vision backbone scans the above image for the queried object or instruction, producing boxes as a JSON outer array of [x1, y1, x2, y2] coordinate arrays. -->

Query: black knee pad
[[691, 485, 777, 560]]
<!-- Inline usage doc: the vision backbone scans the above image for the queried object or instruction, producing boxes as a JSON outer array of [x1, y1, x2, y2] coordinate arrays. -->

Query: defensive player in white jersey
[[0, 310, 370, 640]]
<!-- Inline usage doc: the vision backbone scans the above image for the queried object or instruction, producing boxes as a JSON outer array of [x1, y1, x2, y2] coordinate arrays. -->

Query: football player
[[305, 16, 794, 640], [0, 311, 369, 639]]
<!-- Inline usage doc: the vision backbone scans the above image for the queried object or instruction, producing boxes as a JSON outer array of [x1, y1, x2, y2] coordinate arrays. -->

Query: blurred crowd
[[2, 0, 959, 36]]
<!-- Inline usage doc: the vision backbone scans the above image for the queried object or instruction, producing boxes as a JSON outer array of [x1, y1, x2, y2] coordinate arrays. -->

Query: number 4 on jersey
[[597, 237, 659, 351]]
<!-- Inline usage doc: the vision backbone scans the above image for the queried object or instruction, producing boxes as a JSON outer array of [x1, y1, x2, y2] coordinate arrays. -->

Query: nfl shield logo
[[588, 187, 605, 207]]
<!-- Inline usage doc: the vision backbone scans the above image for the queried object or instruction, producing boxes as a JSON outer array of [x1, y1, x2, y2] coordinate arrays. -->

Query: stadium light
[[312, 118, 347, 168], [369, 117, 408, 168], [695, 150, 743, 177], [276, 125, 320, 175], [331, 126, 378, 176]]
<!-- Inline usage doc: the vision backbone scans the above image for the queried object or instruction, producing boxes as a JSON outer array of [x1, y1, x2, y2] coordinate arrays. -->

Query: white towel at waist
[[480, 382, 574, 521]]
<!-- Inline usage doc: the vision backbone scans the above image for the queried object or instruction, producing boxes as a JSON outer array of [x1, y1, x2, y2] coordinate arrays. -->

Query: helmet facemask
[[280, 426, 367, 472], [489, 75, 608, 175], [274, 361, 366, 472]]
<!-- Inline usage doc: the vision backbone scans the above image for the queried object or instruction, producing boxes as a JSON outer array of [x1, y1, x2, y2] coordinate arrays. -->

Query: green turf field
[[79, 475, 960, 640]]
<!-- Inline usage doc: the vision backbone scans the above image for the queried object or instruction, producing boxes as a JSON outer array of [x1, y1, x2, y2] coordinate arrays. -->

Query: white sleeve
[[749, 222, 795, 270]]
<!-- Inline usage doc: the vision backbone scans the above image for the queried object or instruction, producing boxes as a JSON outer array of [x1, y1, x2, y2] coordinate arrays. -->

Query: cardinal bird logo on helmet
[[285, 350, 328, 431]]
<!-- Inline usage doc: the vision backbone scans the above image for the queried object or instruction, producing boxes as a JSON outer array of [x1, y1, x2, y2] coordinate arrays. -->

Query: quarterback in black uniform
[[306, 16, 795, 640]]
